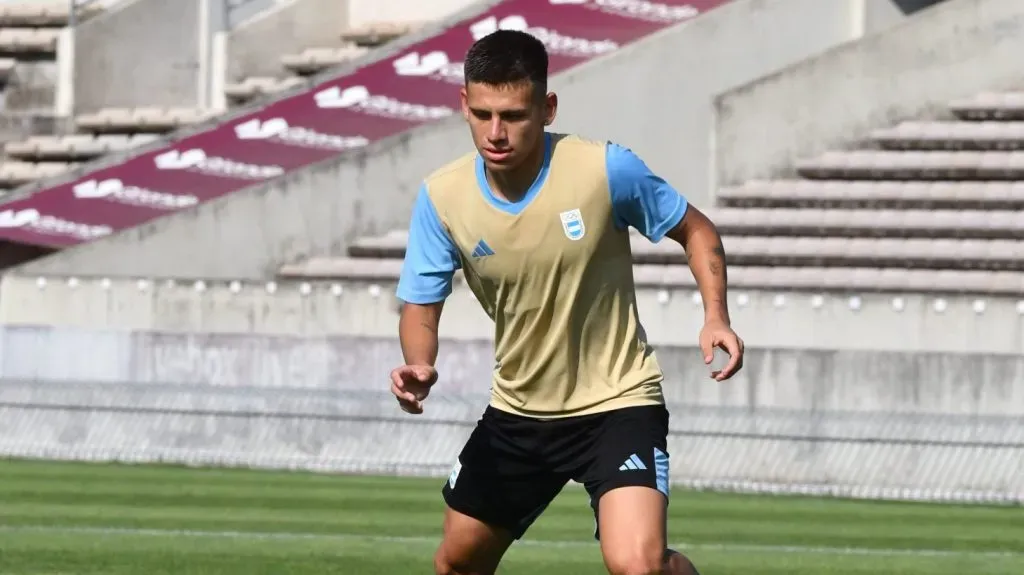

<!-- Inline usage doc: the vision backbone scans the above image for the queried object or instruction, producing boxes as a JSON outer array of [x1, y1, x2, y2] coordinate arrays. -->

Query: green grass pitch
[[0, 458, 1022, 574]]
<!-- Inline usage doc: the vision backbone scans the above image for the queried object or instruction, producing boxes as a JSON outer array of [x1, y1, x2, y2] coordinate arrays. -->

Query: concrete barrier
[[1, 275, 1021, 356], [71, 0, 207, 111], [0, 325, 1020, 501]]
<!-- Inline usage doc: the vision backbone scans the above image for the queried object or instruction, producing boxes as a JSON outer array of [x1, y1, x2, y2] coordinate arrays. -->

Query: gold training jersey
[[396, 133, 689, 419]]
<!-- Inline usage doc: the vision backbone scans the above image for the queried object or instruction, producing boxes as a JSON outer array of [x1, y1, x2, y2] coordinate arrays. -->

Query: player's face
[[461, 81, 557, 173]]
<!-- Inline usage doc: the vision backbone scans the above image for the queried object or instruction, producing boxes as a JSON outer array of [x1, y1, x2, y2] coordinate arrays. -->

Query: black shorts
[[442, 404, 670, 540]]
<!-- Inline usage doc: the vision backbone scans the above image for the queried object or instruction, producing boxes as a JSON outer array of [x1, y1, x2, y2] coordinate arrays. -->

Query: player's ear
[[543, 92, 558, 126], [460, 87, 470, 121]]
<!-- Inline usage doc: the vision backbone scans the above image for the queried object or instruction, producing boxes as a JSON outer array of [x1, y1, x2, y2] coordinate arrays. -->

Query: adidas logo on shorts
[[618, 453, 647, 471]]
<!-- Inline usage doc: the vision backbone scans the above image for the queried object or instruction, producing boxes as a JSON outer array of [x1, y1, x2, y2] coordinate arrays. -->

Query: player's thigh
[[434, 505, 515, 575], [578, 405, 672, 573], [595, 486, 669, 575], [437, 407, 567, 573]]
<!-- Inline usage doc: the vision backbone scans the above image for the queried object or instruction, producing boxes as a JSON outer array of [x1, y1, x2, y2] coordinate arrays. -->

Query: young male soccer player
[[390, 30, 744, 575]]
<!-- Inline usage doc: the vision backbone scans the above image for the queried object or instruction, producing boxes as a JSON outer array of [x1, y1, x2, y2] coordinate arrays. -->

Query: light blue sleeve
[[606, 142, 689, 243], [395, 184, 461, 304]]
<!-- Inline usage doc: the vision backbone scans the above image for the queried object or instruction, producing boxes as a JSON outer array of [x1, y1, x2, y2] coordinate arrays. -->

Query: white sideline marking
[[0, 525, 1021, 560]]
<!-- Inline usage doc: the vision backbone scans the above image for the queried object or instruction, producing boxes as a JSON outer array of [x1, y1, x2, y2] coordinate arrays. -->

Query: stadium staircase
[[223, 21, 418, 108], [279, 90, 1024, 297], [0, 10, 419, 195], [0, 1, 104, 192]]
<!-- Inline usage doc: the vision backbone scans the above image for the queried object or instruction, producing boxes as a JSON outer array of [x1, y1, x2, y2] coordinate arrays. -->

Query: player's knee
[[603, 545, 665, 575], [433, 546, 492, 575], [432, 547, 459, 575], [664, 548, 701, 575]]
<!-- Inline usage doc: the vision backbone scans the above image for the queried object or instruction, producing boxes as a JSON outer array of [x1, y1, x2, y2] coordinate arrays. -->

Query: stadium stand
[[0, 0, 744, 261], [0, 0, 927, 279], [0, 1, 440, 193], [0, 0, 1021, 506], [282, 89, 1024, 296], [224, 21, 418, 107], [0, 0, 106, 191]]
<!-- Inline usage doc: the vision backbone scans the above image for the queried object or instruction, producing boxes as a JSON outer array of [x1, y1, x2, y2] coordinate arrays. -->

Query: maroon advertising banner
[[0, 0, 727, 248]]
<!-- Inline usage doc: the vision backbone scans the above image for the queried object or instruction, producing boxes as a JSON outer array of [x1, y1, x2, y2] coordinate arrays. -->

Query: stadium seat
[[0, 1, 102, 27], [870, 121, 1024, 150], [715, 181, 1024, 210], [223, 76, 308, 106], [4, 133, 161, 160], [0, 27, 59, 54], [948, 91, 1024, 120], [340, 21, 422, 46], [0, 159, 77, 187], [795, 151, 1024, 180], [74, 107, 216, 133], [707, 207, 1022, 239]]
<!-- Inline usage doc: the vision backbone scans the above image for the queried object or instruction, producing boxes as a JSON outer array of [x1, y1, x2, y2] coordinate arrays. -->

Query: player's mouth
[[482, 148, 513, 163]]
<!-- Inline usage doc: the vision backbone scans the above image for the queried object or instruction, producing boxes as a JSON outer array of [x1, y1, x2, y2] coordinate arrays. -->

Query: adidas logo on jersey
[[619, 453, 647, 471], [471, 240, 496, 258]]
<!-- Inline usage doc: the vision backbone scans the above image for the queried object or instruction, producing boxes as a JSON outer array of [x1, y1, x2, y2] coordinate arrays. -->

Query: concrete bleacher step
[[0, 27, 59, 56], [716, 181, 1024, 210], [279, 45, 369, 76], [277, 257, 1024, 296], [224, 76, 306, 105], [0, 160, 77, 187], [632, 236, 1024, 271], [75, 107, 215, 134], [0, 110, 71, 142], [346, 230, 1024, 271], [795, 151, 1024, 180], [4, 134, 161, 161], [950, 92, 1024, 121], [0, 56, 15, 82], [0, 1, 103, 28], [709, 207, 1023, 239], [870, 121, 1024, 151], [340, 21, 420, 47]]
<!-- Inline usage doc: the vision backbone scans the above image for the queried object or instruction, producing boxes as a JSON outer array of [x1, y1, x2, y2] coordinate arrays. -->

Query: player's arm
[[399, 300, 443, 366], [392, 184, 461, 412], [606, 143, 744, 380], [666, 206, 729, 326]]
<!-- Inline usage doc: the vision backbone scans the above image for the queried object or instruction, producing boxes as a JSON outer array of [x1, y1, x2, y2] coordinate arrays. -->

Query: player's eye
[[471, 109, 491, 121], [500, 111, 528, 122]]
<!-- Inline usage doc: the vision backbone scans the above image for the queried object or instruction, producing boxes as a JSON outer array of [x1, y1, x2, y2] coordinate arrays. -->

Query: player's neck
[[485, 138, 546, 203]]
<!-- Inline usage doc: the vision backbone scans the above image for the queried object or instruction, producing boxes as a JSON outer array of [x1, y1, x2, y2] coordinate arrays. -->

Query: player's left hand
[[699, 319, 744, 382]]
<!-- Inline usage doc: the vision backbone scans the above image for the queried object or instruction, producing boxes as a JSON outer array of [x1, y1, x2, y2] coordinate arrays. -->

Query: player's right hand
[[389, 364, 438, 415]]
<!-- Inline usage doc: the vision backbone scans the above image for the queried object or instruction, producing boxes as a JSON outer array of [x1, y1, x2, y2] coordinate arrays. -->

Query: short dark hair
[[463, 30, 548, 95]]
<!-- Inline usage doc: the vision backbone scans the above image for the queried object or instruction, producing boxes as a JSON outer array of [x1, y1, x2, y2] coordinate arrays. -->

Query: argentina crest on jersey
[[559, 208, 586, 241]]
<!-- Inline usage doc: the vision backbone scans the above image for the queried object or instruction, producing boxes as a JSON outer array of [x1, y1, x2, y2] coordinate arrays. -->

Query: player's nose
[[487, 118, 506, 142]]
